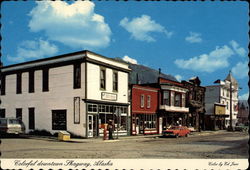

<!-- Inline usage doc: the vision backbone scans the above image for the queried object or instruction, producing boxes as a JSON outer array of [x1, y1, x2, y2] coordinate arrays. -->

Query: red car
[[162, 126, 190, 138]]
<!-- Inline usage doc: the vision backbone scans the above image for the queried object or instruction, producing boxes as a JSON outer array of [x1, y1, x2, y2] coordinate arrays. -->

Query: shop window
[[29, 108, 35, 130], [1, 74, 6, 95], [16, 73, 22, 94], [113, 71, 118, 92], [144, 114, 156, 129], [43, 68, 49, 92], [140, 94, 144, 108], [174, 93, 181, 107], [147, 95, 151, 108], [100, 68, 106, 90], [52, 110, 67, 130], [0, 109, 5, 118], [16, 108, 22, 121], [74, 63, 81, 89], [88, 104, 98, 113], [29, 71, 35, 93]]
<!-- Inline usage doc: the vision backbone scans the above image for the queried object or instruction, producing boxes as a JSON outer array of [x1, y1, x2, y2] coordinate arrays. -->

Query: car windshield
[[9, 119, 20, 124], [0, 119, 7, 125], [168, 126, 180, 130]]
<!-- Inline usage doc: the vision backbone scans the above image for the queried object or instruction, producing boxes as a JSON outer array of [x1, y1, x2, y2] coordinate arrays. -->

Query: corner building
[[0, 50, 130, 138]]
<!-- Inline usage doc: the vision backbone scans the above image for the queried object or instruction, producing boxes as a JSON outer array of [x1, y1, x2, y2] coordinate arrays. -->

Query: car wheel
[[185, 134, 189, 137], [175, 134, 179, 138]]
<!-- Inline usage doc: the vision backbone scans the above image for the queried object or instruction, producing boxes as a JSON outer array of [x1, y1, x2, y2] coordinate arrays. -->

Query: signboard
[[74, 97, 80, 124], [101, 92, 117, 101], [215, 104, 226, 115]]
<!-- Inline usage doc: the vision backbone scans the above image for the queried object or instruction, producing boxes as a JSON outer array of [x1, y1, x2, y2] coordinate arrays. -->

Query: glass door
[[88, 115, 93, 138]]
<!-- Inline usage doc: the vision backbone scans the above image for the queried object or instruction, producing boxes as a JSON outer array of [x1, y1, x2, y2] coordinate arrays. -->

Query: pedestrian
[[108, 120, 114, 140]]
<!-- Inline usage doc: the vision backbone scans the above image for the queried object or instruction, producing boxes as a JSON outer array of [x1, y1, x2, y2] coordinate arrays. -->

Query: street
[[0, 131, 248, 159]]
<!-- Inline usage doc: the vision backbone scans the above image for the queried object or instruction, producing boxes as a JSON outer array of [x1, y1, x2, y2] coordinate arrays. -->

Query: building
[[158, 77, 189, 133], [182, 77, 206, 131], [237, 100, 249, 126], [131, 84, 159, 135], [204, 72, 239, 130], [0, 50, 130, 138]]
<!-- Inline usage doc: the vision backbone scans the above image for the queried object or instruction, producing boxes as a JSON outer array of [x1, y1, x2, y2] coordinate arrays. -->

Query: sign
[[215, 105, 226, 115], [101, 92, 117, 101], [74, 97, 80, 124]]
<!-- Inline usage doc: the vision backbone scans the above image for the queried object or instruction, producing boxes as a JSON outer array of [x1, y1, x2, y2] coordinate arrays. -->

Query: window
[[0, 74, 5, 95], [42, 68, 49, 92], [147, 95, 151, 108], [226, 102, 229, 110], [29, 108, 35, 130], [52, 110, 67, 130], [0, 109, 5, 118], [174, 93, 181, 107], [113, 71, 118, 92], [163, 91, 170, 105], [100, 68, 106, 90], [144, 114, 156, 129], [74, 63, 81, 89], [16, 73, 22, 94], [16, 108, 22, 121], [140, 94, 145, 108], [87, 104, 98, 113], [29, 71, 35, 93]]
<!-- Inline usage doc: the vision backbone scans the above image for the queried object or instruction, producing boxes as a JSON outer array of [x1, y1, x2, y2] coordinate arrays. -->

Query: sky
[[1, 1, 249, 100]]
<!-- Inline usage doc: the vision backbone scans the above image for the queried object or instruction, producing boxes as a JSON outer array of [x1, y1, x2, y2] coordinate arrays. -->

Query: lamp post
[[229, 81, 233, 131]]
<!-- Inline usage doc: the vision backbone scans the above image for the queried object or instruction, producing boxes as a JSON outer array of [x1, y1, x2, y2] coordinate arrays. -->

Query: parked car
[[0, 118, 25, 135], [162, 126, 190, 138]]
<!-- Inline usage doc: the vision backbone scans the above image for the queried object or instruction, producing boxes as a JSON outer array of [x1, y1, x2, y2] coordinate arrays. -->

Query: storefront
[[132, 113, 157, 135], [86, 103, 129, 138]]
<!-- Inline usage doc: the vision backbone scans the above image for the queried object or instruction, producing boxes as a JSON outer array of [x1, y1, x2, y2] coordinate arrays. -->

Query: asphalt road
[[0, 131, 248, 159]]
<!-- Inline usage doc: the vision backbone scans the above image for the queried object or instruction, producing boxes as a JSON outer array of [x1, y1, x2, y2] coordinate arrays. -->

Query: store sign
[[101, 92, 117, 101], [215, 105, 226, 115]]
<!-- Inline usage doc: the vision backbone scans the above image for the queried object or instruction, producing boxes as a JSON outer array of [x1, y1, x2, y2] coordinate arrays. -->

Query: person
[[108, 120, 114, 140]]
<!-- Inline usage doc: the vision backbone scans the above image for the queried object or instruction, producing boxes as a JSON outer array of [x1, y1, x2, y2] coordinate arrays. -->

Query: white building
[[0, 50, 130, 138], [205, 72, 239, 130]]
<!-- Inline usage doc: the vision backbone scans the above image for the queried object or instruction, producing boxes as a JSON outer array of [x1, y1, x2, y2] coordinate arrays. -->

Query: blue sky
[[1, 1, 249, 99]]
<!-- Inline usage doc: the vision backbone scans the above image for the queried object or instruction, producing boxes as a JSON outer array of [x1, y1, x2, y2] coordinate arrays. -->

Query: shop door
[[88, 115, 93, 138]]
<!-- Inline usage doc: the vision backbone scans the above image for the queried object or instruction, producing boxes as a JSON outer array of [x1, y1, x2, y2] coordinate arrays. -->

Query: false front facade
[[0, 50, 130, 138]]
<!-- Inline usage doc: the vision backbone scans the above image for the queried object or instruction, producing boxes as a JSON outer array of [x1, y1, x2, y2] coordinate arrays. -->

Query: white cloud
[[175, 45, 234, 72], [120, 15, 173, 42], [185, 32, 202, 43], [239, 92, 249, 100], [175, 75, 183, 82], [122, 55, 138, 64], [7, 39, 58, 63], [229, 40, 246, 57], [232, 61, 249, 79], [28, 1, 111, 49]]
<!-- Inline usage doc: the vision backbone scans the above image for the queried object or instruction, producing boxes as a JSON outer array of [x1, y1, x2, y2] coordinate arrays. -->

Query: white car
[[0, 118, 25, 135]]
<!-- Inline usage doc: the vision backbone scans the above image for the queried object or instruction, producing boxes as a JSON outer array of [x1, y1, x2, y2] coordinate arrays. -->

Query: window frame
[[147, 95, 151, 108], [52, 110, 67, 130], [100, 68, 106, 90], [162, 90, 170, 105], [112, 71, 118, 92], [29, 70, 35, 93], [16, 73, 22, 94], [174, 92, 181, 107], [73, 63, 81, 89], [29, 108, 35, 130], [140, 94, 145, 108], [42, 68, 49, 92]]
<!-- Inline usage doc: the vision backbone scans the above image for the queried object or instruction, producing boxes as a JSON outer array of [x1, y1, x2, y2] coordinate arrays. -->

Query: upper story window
[[29, 71, 35, 93], [100, 68, 106, 90], [42, 68, 49, 92], [174, 93, 181, 107], [147, 95, 151, 108], [16, 73, 22, 94], [140, 94, 145, 108], [74, 63, 81, 89], [0, 74, 6, 95], [113, 71, 118, 92], [163, 91, 170, 105]]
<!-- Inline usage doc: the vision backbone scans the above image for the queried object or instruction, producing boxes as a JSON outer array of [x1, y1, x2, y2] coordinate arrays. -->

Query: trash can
[[58, 131, 70, 141]]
